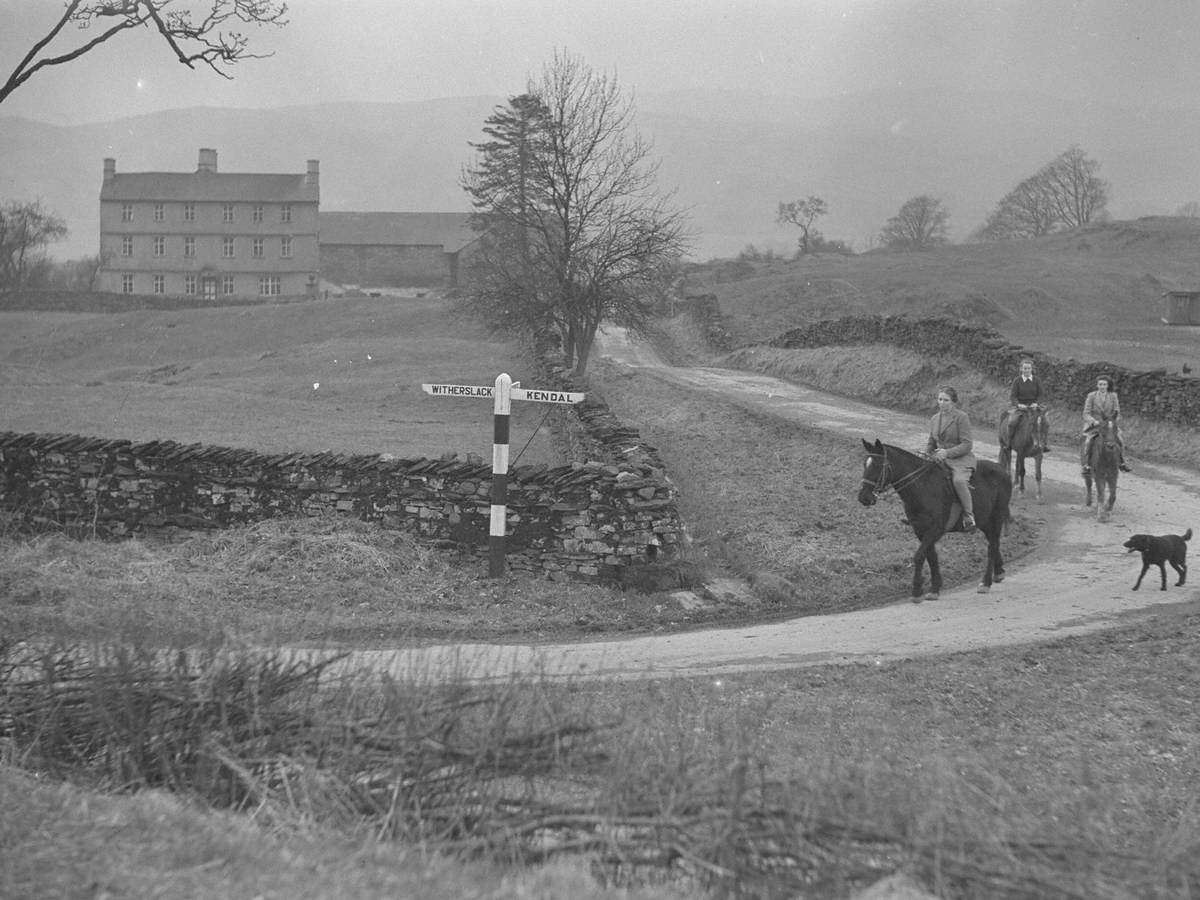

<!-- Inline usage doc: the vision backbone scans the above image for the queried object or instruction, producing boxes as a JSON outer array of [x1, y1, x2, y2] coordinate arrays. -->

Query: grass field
[[687, 216, 1200, 375], [0, 295, 563, 463], [4, 224, 1200, 899]]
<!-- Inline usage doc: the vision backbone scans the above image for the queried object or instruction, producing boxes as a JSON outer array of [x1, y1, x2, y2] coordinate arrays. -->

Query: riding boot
[[955, 487, 976, 532]]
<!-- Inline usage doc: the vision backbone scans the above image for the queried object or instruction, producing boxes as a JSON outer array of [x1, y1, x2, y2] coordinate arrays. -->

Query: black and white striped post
[[489, 372, 513, 577], [422, 373, 585, 577]]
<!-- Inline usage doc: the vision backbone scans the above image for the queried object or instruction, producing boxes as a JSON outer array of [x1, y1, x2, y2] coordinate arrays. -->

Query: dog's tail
[[1185, 528, 1193, 542]]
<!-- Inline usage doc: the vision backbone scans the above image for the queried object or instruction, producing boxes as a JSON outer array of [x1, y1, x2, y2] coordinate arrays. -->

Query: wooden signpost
[[423, 373, 585, 576]]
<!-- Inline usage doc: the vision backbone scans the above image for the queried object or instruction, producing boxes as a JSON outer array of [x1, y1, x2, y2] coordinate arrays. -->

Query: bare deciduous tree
[[1, 0, 288, 106], [975, 145, 1108, 241], [1041, 144, 1108, 229], [880, 195, 949, 251], [973, 175, 1059, 242], [776, 196, 828, 254], [462, 51, 690, 374], [0, 200, 68, 292]]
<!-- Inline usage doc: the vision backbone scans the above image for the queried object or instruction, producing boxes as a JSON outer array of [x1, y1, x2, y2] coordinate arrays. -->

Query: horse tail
[[1185, 528, 1193, 542]]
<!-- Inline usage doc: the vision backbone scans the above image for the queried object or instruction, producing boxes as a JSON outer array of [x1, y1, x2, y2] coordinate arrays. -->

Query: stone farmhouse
[[96, 149, 478, 300], [98, 149, 321, 300]]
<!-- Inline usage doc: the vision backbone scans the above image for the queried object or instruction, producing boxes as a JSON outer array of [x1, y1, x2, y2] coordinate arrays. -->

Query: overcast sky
[[2, 0, 1198, 124]]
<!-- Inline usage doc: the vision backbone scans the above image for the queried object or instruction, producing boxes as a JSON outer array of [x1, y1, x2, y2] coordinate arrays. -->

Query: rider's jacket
[[1009, 375, 1042, 406], [1083, 390, 1120, 426], [926, 408, 976, 469]]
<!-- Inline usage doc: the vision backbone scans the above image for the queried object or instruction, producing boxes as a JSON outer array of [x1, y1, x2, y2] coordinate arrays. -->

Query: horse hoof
[[993, 572, 1005, 583], [977, 583, 991, 594]]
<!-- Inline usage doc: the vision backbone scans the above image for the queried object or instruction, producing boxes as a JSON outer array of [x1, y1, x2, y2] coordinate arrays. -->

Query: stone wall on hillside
[[0, 432, 680, 584], [767, 315, 1200, 427]]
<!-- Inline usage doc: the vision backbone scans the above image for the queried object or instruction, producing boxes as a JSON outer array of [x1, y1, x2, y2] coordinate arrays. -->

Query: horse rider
[[926, 385, 976, 531], [1081, 373, 1132, 474], [1003, 357, 1050, 453]]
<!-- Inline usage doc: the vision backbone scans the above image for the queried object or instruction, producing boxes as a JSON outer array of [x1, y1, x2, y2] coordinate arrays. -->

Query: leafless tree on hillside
[[973, 145, 1109, 241], [972, 175, 1059, 242], [880, 195, 949, 251], [1041, 145, 1108, 229], [777, 196, 828, 254], [1, 0, 287, 106], [0, 200, 68, 292], [1176, 201, 1200, 218]]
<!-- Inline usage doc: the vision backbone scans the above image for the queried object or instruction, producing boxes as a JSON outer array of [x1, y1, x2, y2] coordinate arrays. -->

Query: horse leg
[[1015, 451, 1025, 495], [910, 533, 940, 602], [978, 526, 997, 592], [926, 543, 942, 599], [910, 542, 926, 599], [1033, 452, 1043, 503], [1084, 472, 1094, 507]]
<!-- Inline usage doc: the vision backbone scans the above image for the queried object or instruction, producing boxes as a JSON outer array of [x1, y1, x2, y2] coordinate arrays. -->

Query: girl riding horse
[[1080, 374, 1131, 475]]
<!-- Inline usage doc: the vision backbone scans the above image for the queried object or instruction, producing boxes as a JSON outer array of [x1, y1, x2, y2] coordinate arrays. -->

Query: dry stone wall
[[769, 315, 1200, 426], [0, 431, 681, 584]]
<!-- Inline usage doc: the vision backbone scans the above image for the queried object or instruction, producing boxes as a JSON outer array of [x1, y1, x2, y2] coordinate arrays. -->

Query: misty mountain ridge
[[2, 86, 1197, 262]]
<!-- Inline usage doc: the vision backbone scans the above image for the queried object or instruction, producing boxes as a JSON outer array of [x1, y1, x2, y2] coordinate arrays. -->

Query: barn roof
[[318, 212, 479, 252], [100, 172, 318, 203]]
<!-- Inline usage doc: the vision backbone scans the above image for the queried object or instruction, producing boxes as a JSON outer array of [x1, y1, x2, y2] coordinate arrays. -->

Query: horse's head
[[859, 437, 889, 506]]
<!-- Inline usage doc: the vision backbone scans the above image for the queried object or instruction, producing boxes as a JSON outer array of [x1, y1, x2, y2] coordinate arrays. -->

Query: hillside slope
[[682, 217, 1200, 372]]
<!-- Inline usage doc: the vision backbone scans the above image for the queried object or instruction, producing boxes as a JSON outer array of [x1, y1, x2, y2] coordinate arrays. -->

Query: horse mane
[[879, 443, 927, 467]]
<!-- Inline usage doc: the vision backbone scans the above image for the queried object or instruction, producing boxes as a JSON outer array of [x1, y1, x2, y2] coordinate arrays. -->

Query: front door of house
[[202, 277, 217, 300]]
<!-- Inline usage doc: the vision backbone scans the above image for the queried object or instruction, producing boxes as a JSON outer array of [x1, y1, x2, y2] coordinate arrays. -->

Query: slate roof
[[100, 172, 318, 203], [318, 212, 479, 252]]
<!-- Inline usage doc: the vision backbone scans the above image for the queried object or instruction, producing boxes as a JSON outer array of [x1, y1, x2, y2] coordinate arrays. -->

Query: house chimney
[[305, 159, 319, 187], [197, 148, 218, 173], [103, 157, 115, 185]]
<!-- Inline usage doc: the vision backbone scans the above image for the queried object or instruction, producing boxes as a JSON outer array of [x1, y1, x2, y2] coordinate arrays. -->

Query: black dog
[[1124, 528, 1191, 591]]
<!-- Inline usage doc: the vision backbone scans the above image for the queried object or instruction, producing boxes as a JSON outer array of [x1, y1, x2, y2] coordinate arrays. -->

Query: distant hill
[[2, 88, 1198, 262], [681, 216, 1200, 373]]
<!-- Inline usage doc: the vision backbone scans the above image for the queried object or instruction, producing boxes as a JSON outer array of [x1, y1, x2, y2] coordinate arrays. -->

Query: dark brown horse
[[859, 438, 1012, 602], [1083, 418, 1120, 520], [998, 405, 1047, 502]]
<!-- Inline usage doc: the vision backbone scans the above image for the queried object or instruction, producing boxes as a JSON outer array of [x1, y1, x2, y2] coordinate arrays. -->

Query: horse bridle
[[862, 451, 938, 498]]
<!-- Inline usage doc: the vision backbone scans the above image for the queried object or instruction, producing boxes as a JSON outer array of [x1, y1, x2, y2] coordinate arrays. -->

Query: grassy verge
[[0, 517, 681, 647], [4, 604, 1199, 899]]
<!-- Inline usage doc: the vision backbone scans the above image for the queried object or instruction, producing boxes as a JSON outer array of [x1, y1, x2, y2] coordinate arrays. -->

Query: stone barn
[[318, 212, 480, 289], [1162, 290, 1200, 325]]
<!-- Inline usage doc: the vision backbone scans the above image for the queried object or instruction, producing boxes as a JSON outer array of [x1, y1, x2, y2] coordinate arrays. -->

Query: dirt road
[[303, 328, 1200, 682]]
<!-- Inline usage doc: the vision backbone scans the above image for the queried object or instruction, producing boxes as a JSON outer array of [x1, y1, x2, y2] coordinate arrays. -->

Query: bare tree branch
[[1, 1, 287, 106]]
